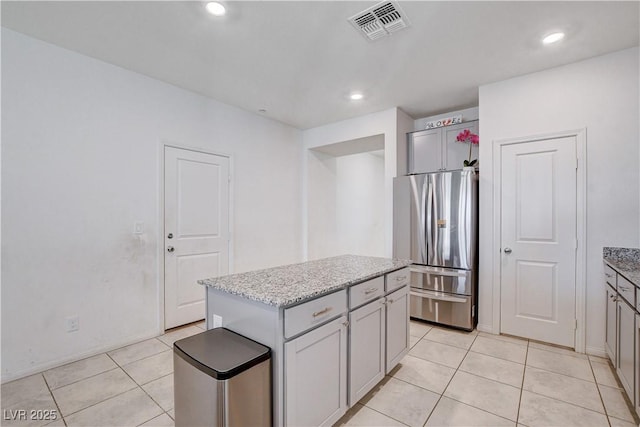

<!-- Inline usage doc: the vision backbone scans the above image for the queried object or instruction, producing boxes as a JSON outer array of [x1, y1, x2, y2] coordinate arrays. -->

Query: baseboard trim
[[476, 323, 494, 333], [1, 330, 160, 384], [585, 345, 607, 358]]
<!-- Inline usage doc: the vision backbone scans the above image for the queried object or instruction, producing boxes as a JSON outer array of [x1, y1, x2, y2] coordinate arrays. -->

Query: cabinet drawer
[[386, 268, 410, 293], [604, 264, 617, 287], [617, 275, 636, 307], [284, 290, 347, 339], [350, 277, 384, 309]]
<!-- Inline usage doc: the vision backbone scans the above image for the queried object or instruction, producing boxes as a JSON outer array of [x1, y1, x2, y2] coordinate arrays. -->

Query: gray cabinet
[[385, 285, 410, 373], [348, 271, 410, 404], [617, 299, 635, 401], [284, 315, 348, 427], [348, 298, 385, 405], [605, 285, 617, 365], [604, 261, 639, 419], [408, 121, 479, 174]]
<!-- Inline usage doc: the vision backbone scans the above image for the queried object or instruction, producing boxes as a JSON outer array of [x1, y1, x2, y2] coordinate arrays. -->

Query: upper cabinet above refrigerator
[[407, 120, 479, 174]]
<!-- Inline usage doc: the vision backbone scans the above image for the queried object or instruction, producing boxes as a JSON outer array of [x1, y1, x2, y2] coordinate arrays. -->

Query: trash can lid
[[174, 328, 270, 380]]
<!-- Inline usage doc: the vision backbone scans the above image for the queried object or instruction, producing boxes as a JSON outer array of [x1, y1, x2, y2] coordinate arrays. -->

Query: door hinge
[[574, 239, 578, 249], [576, 158, 579, 170], [574, 319, 578, 330], [228, 175, 232, 182]]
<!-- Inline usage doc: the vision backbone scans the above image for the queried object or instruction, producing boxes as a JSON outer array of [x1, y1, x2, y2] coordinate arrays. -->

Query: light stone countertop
[[198, 254, 412, 308], [603, 247, 640, 288]]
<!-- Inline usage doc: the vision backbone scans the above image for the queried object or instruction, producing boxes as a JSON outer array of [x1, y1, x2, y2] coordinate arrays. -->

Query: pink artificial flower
[[456, 129, 471, 142], [455, 129, 479, 145]]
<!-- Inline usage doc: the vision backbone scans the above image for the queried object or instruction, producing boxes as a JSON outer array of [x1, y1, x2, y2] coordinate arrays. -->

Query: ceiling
[[2, 1, 638, 129]]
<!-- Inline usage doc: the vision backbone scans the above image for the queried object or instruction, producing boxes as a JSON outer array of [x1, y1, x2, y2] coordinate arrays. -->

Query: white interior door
[[500, 136, 577, 347], [164, 146, 229, 330]]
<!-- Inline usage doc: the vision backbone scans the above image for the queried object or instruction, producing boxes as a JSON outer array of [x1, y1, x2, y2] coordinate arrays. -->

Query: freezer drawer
[[410, 288, 474, 331], [410, 265, 473, 295]]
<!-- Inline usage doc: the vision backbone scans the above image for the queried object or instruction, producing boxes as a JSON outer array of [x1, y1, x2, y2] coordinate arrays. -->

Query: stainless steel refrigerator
[[393, 169, 478, 330]]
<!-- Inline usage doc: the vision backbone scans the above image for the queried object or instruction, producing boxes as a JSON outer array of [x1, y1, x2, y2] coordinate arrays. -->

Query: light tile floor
[[336, 321, 640, 427], [1, 321, 205, 427], [2, 320, 639, 427]]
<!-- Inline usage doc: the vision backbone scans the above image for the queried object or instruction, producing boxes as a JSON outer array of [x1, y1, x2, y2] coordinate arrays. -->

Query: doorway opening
[[307, 134, 385, 259]]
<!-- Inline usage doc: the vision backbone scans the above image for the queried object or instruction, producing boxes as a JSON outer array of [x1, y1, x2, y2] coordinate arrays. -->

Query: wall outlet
[[66, 315, 79, 332], [133, 222, 144, 235], [213, 314, 223, 328]]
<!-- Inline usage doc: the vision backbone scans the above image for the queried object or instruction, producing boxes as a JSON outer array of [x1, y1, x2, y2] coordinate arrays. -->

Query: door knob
[[504, 247, 512, 254], [167, 246, 175, 253], [167, 233, 173, 239]]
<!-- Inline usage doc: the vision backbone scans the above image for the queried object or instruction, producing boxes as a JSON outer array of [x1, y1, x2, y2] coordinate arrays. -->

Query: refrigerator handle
[[426, 178, 435, 265], [413, 176, 427, 264]]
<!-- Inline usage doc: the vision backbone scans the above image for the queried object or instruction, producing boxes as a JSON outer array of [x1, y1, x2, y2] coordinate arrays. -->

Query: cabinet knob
[[167, 246, 175, 253]]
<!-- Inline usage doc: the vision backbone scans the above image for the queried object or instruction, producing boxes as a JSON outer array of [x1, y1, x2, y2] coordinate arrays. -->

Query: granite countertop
[[198, 254, 412, 307], [603, 247, 640, 288]]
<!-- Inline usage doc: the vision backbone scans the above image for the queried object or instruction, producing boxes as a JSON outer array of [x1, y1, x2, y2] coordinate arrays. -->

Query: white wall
[[307, 150, 385, 259], [1, 29, 302, 381], [303, 108, 414, 259], [478, 47, 640, 354]]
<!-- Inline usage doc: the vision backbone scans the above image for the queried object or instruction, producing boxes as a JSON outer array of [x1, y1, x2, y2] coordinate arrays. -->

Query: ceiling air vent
[[348, 1, 410, 41]]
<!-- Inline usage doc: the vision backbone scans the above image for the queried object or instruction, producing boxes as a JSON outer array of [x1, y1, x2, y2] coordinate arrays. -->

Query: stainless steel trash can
[[174, 328, 271, 427]]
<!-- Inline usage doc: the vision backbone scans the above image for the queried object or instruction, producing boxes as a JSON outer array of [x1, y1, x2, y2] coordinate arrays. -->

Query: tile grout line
[[45, 366, 122, 394], [110, 341, 172, 369], [588, 358, 612, 427], [436, 333, 525, 425], [420, 330, 479, 427], [57, 356, 140, 420], [515, 338, 530, 425], [41, 373, 68, 427], [104, 352, 167, 427]]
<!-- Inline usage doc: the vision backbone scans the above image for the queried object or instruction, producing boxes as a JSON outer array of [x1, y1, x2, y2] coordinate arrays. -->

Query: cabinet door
[[408, 129, 442, 174], [284, 316, 348, 427], [349, 298, 385, 405], [605, 286, 617, 365], [443, 121, 479, 170], [385, 285, 410, 374], [616, 300, 635, 399]]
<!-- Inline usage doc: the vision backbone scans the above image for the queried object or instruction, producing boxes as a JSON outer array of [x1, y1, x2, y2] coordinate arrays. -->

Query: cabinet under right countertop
[[602, 246, 640, 419]]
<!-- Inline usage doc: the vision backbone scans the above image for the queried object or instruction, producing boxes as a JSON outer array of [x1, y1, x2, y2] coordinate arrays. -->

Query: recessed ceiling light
[[349, 92, 364, 101], [542, 32, 565, 45], [205, 2, 226, 16]]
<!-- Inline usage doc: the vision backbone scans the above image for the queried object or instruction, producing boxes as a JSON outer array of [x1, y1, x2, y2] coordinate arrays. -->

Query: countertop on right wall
[[603, 247, 640, 287]]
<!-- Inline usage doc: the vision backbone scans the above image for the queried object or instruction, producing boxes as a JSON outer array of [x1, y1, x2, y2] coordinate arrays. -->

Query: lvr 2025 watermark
[[3, 409, 58, 421]]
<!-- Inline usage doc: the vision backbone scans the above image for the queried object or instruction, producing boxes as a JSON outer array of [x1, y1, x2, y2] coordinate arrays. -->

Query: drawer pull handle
[[312, 307, 332, 318], [364, 287, 379, 295], [395, 276, 407, 281], [342, 320, 350, 328], [605, 273, 614, 278], [387, 298, 394, 304], [619, 286, 631, 292]]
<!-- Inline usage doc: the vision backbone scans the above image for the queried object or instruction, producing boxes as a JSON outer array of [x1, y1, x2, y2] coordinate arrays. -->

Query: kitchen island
[[199, 254, 411, 427]]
